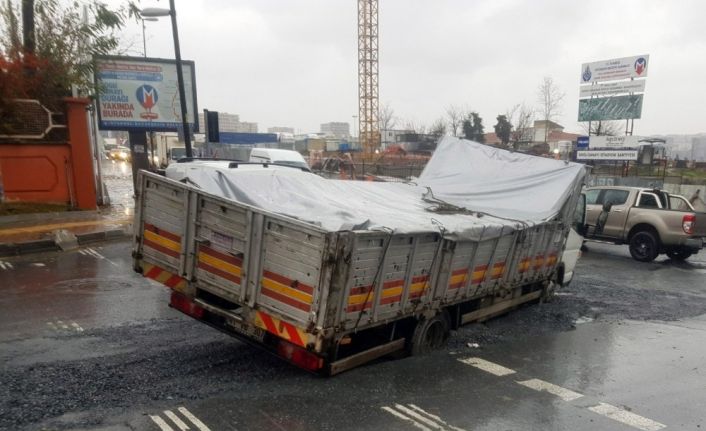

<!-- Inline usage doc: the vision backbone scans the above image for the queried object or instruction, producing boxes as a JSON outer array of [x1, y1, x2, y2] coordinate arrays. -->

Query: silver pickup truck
[[584, 186, 705, 262]]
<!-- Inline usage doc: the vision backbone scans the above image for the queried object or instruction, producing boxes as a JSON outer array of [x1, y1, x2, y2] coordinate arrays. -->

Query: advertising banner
[[580, 55, 649, 83], [579, 80, 646, 98], [578, 94, 643, 121], [576, 150, 638, 161], [589, 135, 641, 149], [95, 56, 198, 131]]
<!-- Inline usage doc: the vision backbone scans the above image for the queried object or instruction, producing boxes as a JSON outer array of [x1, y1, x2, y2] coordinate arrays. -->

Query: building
[[381, 129, 413, 149], [320, 122, 350, 139], [268, 126, 295, 134], [197, 112, 258, 133], [483, 120, 581, 155]]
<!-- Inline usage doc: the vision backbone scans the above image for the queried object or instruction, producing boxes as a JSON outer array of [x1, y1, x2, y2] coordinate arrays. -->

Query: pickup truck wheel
[[667, 248, 693, 261], [408, 312, 450, 356], [629, 231, 659, 262]]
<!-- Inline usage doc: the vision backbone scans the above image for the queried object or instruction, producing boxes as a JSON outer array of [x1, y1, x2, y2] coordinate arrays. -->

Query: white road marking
[[57, 320, 70, 330], [71, 322, 84, 332], [150, 415, 175, 431], [31, 262, 45, 267], [407, 404, 467, 431], [0, 261, 13, 270], [47, 320, 84, 333], [382, 406, 432, 431], [178, 406, 212, 431], [382, 404, 466, 431], [588, 403, 666, 431], [458, 357, 516, 376], [163, 410, 190, 431], [517, 378, 584, 401]]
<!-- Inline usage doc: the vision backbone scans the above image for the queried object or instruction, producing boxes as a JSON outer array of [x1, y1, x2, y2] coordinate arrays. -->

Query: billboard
[[578, 94, 643, 121], [579, 80, 646, 98], [576, 150, 638, 161], [95, 56, 198, 132], [589, 135, 641, 149], [580, 55, 649, 83]]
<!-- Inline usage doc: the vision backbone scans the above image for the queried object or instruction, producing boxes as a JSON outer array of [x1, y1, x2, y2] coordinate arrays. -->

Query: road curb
[[0, 229, 131, 257], [0, 210, 99, 226]]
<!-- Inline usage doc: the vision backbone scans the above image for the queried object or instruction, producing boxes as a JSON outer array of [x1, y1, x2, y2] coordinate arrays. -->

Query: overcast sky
[[114, 0, 706, 136]]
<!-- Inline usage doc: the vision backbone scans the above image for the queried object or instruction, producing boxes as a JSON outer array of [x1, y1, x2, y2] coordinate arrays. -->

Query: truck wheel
[[667, 248, 693, 261], [408, 312, 451, 356], [629, 231, 659, 262]]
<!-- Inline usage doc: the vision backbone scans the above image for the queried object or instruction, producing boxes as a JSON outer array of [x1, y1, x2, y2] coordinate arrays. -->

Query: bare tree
[[507, 103, 534, 150], [580, 120, 624, 136], [429, 117, 447, 137], [403, 119, 426, 135], [536, 76, 565, 143], [445, 104, 463, 137], [379, 102, 397, 131]]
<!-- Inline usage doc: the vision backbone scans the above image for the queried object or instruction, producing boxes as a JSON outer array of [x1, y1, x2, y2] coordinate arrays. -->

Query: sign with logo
[[95, 56, 198, 131], [578, 94, 643, 121], [579, 80, 646, 98], [580, 55, 649, 83], [576, 136, 589, 149], [589, 135, 640, 149], [576, 150, 638, 161]]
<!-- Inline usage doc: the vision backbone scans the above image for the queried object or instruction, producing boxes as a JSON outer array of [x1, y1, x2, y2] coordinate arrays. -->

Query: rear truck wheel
[[629, 230, 659, 262], [666, 248, 693, 261], [408, 312, 451, 356]]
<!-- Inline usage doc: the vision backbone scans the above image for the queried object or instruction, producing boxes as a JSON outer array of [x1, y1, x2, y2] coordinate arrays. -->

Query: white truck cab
[[249, 148, 310, 171]]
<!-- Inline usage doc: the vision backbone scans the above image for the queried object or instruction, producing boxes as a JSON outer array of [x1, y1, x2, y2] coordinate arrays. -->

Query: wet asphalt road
[[1, 240, 705, 431]]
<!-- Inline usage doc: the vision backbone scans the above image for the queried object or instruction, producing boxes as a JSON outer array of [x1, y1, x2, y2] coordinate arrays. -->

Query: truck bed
[[133, 171, 570, 373]]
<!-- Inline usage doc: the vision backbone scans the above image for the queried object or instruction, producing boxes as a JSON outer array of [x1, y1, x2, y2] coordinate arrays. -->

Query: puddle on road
[[574, 316, 595, 325]]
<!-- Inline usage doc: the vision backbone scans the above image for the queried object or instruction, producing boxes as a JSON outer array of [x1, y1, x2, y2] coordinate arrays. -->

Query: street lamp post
[[141, 1, 193, 158], [141, 17, 157, 57]]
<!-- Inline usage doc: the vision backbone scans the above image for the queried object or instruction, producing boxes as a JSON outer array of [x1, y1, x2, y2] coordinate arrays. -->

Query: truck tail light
[[682, 214, 696, 235], [170, 292, 205, 319], [277, 339, 324, 372]]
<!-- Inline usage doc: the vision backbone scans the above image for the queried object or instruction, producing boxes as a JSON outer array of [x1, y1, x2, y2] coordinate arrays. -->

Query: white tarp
[[165, 137, 586, 240], [417, 137, 587, 222]]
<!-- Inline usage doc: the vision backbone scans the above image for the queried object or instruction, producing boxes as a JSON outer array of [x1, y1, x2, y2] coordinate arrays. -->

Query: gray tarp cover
[[170, 137, 586, 240]]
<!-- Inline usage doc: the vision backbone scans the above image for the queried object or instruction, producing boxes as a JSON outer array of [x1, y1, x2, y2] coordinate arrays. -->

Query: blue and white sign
[[95, 56, 198, 132], [577, 136, 589, 149], [579, 55, 649, 83]]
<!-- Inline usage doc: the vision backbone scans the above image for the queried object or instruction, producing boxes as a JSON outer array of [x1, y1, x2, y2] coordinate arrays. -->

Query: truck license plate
[[227, 318, 266, 342]]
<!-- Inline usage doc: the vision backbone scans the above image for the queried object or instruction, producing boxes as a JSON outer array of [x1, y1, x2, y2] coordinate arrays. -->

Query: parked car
[[249, 148, 310, 171], [583, 186, 705, 262], [108, 145, 131, 162]]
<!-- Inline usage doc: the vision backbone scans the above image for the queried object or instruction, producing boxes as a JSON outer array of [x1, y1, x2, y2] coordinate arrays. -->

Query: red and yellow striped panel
[[254, 311, 308, 347], [142, 223, 181, 259], [518, 257, 531, 273], [448, 268, 469, 290], [490, 262, 506, 280], [197, 244, 242, 285], [260, 270, 313, 312], [545, 253, 558, 267], [347, 284, 374, 312], [142, 262, 187, 292], [409, 274, 430, 299], [471, 264, 488, 284], [533, 254, 545, 270], [380, 279, 404, 305]]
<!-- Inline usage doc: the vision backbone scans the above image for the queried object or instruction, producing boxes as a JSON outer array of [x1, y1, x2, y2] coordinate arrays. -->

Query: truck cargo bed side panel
[[138, 174, 190, 275], [193, 195, 250, 303], [256, 217, 327, 327]]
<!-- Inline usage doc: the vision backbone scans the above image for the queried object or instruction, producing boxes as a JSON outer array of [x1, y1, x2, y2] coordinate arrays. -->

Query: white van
[[249, 148, 310, 171]]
